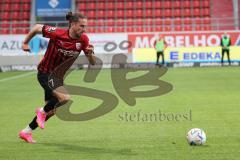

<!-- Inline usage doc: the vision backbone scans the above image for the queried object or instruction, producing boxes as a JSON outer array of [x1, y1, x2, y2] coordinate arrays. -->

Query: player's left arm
[[84, 44, 96, 65]]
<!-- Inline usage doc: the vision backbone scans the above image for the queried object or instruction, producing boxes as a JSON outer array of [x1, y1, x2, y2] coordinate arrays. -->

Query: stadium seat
[[22, 12, 30, 20], [174, 18, 182, 25], [183, 0, 191, 8], [173, 9, 181, 17], [106, 27, 114, 33], [145, 1, 152, 8], [202, 8, 210, 16], [126, 10, 133, 18], [118, 2, 124, 9], [116, 19, 124, 26], [106, 19, 114, 26], [135, 9, 143, 18], [12, 3, 20, 11], [126, 27, 134, 32], [174, 25, 182, 31], [155, 19, 163, 25], [0, 29, 10, 34], [164, 9, 171, 17], [173, 0, 181, 8], [97, 10, 105, 19], [96, 20, 104, 27], [135, 26, 143, 32], [162, 1, 171, 9], [0, 21, 10, 28], [126, 18, 134, 26], [202, 0, 210, 8], [11, 12, 19, 20], [22, 3, 31, 11], [155, 1, 161, 8], [145, 9, 153, 18], [183, 9, 191, 17], [126, 1, 133, 9], [88, 2, 95, 10], [163, 25, 171, 31], [87, 27, 94, 33], [2, 4, 11, 11], [203, 17, 211, 24], [77, 3, 85, 10], [116, 10, 124, 18], [3, 0, 12, 3], [106, 10, 114, 18], [135, 18, 143, 26], [0, 12, 10, 20], [134, 1, 142, 9], [183, 18, 192, 24], [88, 20, 95, 27], [183, 25, 192, 31], [193, 0, 200, 8], [12, 20, 21, 28], [98, 2, 105, 9], [163, 18, 171, 25], [12, 0, 21, 3], [88, 11, 95, 18], [107, 2, 114, 9], [193, 8, 201, 17], [115, 27, 124, 32], [155, 26, 163, 32], [154, 9, 161, 18], [194, 17, 202, 24], [22, 0, 31, 2]]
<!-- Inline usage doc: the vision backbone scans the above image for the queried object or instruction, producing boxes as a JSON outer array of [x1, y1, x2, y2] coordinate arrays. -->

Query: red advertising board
[[128, 31, 240, 52]]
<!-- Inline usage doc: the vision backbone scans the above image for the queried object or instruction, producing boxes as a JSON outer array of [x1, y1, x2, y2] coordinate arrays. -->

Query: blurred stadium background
[[0, 0, 239, 70]]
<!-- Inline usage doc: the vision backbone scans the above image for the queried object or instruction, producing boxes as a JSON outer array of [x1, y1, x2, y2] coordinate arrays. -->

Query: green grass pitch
[[0, 67, 239, 160]]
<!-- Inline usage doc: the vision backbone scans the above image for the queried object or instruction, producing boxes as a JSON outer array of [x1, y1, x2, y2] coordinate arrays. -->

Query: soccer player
[[19, 12, 95, 143], [154, 34, 167, 66], [220, 32, 231, 66]]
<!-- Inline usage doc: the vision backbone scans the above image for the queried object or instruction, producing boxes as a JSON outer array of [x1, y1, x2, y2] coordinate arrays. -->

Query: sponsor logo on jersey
[[57, 48, 80, 56]]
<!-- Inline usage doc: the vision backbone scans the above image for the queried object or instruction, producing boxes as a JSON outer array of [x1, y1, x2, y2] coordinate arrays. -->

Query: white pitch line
[[0, 71, 36, 82]]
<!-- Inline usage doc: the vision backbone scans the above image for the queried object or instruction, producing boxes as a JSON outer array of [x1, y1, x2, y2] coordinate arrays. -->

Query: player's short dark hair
[[66, 11, 87, 23]]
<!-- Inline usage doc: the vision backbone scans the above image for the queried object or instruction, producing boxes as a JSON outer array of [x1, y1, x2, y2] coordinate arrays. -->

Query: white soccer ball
[[186, 128, 206, 145]]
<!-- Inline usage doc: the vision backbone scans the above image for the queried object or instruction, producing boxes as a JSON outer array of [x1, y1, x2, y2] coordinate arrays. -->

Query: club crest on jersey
[[76, 43, 81, 50]]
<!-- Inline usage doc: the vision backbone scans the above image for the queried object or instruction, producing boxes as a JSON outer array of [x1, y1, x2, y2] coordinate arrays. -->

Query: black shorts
[[37, 72, 63, 101]]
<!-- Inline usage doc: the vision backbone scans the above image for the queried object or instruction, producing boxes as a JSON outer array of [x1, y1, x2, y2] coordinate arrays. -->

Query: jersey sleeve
[[82, 35, 90, 52], [42, 25, 59, 39]]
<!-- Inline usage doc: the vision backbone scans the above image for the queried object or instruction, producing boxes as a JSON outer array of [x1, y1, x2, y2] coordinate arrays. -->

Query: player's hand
[[85, 44, 94, 55], [22, 43, 30, 52]]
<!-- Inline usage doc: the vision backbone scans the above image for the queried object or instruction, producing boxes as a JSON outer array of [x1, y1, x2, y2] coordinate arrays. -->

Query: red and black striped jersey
[[38, 25, 89, 74]]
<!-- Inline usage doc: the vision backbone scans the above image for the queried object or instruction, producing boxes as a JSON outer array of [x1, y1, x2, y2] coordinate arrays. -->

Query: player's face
[[72, 18, 87, 38]]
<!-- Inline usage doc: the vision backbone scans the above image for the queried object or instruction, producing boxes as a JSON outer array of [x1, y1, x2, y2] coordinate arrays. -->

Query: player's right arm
[[22, 24, 44, 52]]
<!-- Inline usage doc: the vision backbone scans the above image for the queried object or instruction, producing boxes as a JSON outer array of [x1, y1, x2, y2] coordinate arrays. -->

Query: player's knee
[[58, 94, 71, 104]]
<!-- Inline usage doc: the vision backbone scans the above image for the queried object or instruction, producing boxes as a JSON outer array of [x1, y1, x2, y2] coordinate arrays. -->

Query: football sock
[[43, 97, 59, 113]]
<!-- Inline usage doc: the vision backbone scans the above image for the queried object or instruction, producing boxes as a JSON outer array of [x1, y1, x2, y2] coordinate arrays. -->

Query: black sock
[[43, 97, 59, 113], [29, 116, 38, 130]]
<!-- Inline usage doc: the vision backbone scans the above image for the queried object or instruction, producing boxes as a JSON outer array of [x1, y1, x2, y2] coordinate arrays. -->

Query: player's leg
[[221, 49, 225, 65], [156, 51, 160, 65], [161, 52, 165, 65], [226, 49, 231, 65]]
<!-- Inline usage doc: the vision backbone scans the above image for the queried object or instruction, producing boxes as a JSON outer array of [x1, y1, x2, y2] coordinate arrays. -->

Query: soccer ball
[[186, 128, 206, 145]]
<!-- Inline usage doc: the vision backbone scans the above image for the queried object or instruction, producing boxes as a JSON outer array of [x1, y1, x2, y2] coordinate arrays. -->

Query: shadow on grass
[[37, 142, 137, 156]]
